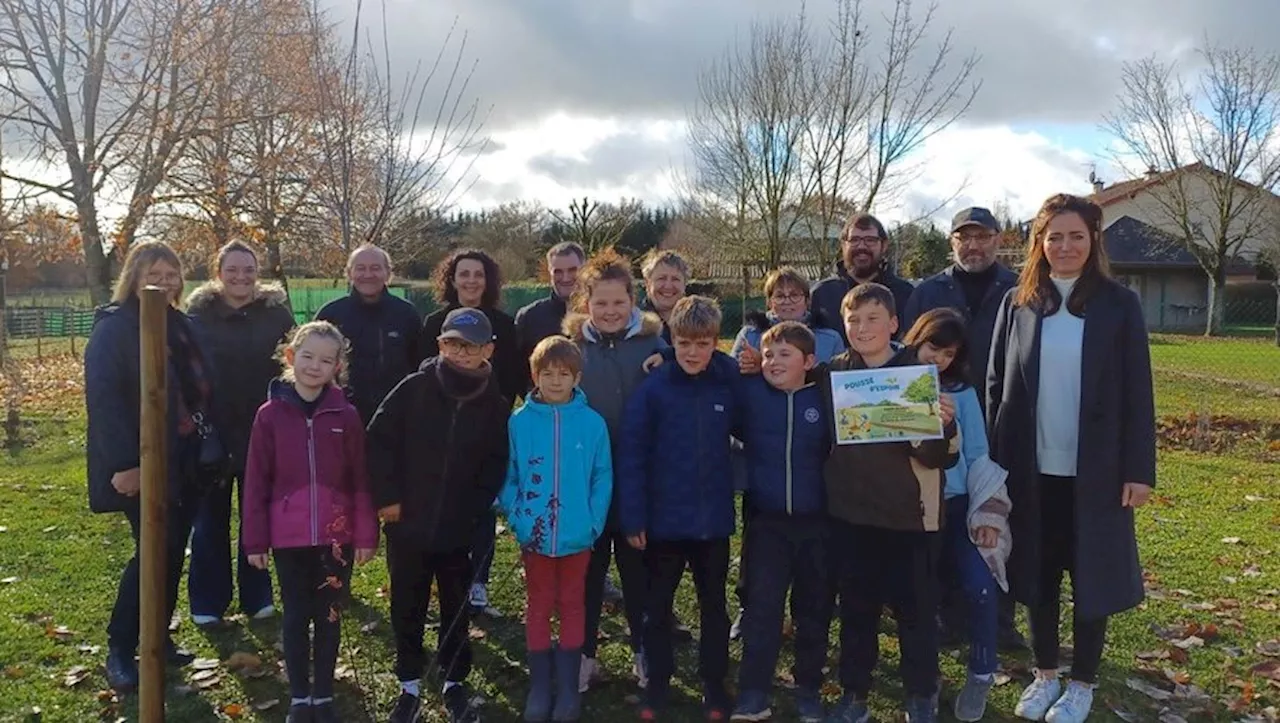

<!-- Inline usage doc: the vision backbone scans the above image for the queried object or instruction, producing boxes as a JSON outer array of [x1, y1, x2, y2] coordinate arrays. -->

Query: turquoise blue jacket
[[945, 385, 989, 499], [498, 388, 613, 557]]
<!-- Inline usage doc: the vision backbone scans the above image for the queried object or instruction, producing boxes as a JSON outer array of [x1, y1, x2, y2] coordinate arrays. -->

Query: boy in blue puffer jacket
[[731, 322, 833, 723], [499, 336, 612, 723], [618, 296, 740, 721]]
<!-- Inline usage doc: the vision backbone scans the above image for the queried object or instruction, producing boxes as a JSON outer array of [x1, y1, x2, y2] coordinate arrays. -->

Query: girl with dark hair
[[905, 308, 1010, 722], [988, 194, 1156, 723], [419, 248, 523, 612]]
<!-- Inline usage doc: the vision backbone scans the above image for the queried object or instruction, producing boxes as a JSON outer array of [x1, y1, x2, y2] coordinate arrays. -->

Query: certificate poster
[[830, 365, 944, 445]]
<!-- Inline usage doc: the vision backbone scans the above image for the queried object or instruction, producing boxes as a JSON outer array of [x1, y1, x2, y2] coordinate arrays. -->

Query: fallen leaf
[[77, 644, 100, 655], [191, 669, 220, 682], [1158, 712, 1189, 723], [47, 624, 74, 640], [252, 699, 279, 711], [191, 657, 219, 671], [1223, 537, 1244, 545], [1259, 640, 1280, 657], [1, 576, 17, 584], [95, 689, 116, 703], [42, 526, 58, 533], [1173, 635, 1205, 649], [1244, 564, 1264, 578], [0, 526, 7, 532], [2, 665, 24, 679], [469, 626, 486, 640], [993, 672, 1012, 686], [360, 621, 378, 633], [1246, 495, 1269, 502], [63, 666, 89, 687], [1164, 668, 1191, 685], [1127, 677, 1173, 700], [1253, 661, 1280, 680], [222, 703, 244, 719], [1137, 649, 1172, 661]]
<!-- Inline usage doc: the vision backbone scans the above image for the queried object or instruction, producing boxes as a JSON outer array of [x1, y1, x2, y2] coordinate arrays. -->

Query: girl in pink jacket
[[243, 321, 378, 723]]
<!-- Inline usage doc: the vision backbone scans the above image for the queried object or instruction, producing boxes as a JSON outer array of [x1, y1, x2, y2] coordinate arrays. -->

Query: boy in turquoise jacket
[[499, 336, 613, 723]]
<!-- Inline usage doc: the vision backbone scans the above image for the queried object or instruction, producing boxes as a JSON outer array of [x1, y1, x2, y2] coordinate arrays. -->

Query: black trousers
[[734, 494, 755, 608], [583, 529, 648, 656], [737, 514, 830, 695], [107, 491, 198, 655], [1029, 475, 1108, 683], [643, 538, 731, 703], [275, 545, 352, 700], [388, 537, 473, 684], [830, 520, 941, 698]]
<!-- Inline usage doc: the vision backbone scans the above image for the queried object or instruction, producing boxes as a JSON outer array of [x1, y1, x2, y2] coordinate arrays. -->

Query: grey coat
[[986, 279, 1156, 620]]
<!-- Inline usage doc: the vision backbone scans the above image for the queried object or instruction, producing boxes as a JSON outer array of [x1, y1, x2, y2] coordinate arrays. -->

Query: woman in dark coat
[[987, 193, 1156, 723], [85, 241, 218, 691], [419, 248, 522, 612], [185, 241, 295, 626]]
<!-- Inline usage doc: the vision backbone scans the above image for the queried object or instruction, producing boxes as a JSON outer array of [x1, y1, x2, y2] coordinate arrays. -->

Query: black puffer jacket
[[366, 357, 510, 552], [315, 289, 422, 424], [186, 282, 295, 474]]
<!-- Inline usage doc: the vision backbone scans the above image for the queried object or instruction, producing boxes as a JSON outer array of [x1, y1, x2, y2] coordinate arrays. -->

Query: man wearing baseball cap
[[367, 305, 509, 723]]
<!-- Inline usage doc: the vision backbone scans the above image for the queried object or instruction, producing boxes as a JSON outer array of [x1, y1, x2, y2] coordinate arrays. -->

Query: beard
[[956, 255, 995, 273]]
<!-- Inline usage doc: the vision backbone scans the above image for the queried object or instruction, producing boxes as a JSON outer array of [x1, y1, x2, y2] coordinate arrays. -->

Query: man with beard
[[515, 242, 585, 368], [811, 212, 916, 345], [899, 206, 1028, 654]]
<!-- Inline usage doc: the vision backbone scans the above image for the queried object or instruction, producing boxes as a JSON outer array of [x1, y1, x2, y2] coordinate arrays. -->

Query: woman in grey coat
[[987, 194, 1156, 723]]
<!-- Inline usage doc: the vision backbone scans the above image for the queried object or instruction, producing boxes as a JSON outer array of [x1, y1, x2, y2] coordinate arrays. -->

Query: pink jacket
[[242, 382, 378, 555]]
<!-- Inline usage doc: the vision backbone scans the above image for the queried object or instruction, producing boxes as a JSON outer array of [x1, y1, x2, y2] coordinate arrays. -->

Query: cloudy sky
[[336, 0, 1280, 225]]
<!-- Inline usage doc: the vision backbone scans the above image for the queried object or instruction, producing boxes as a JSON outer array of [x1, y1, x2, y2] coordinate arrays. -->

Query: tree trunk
[[1204, 267, 1227, 337], [79, 203, 112, 306], [1273, 281, 1279, 348]]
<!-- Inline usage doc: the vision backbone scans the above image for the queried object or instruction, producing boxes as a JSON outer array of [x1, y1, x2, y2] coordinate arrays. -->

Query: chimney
[[1089, 170, 1104, 194]]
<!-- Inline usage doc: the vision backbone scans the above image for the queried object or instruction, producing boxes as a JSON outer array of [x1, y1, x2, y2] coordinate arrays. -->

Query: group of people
[[83, 191, 1157, 723]]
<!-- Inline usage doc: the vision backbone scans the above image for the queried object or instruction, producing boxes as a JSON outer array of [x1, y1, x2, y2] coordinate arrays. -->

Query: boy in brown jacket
[[820, 283, 959, 723]]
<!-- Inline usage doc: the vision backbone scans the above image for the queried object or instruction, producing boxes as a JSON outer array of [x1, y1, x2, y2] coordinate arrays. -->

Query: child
[[242, 321, 378, 723], [618, 295, 739, 721], [498, 336, 613, 723], [730, 322, 833, 723], [904, 309, 1011, 722], [821, 284, 959, 723], [367, 307, 511, 723]]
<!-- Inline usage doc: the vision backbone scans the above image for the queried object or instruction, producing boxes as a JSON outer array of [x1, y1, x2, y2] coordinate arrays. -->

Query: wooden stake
[[138, 286, 168, 723]]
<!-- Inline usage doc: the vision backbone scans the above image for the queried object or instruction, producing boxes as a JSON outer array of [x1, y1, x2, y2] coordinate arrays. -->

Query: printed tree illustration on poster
[[902, 371, 939, 414]]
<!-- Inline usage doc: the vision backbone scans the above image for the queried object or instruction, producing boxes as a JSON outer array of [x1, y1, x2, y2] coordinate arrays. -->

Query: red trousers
[[522, 550, 592, 651]]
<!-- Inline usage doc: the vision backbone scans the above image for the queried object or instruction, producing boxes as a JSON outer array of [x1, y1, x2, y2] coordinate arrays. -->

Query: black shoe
[[312, 701, 338, 723], [445, 685, 480, 723], [997, 625, 1030, 652], [105, 649, 139, 692], [165, 639, 195, 667], [389, 692, 422, 723], [286, 702, 314, 723]]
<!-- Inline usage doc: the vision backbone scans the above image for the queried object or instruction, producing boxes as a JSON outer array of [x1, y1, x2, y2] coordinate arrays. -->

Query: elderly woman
[[85, 241, 218, 691], [185, 240, 295, 626], [640, 249, 690, 344], [988, 193, 1156, 723]]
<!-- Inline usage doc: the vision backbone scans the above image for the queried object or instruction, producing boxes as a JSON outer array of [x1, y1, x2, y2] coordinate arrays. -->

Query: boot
[[551, 647, 583, 722], [525, 649, 554, 722]]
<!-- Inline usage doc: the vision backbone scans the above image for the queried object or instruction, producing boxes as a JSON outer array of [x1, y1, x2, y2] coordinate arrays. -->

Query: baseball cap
[[438, 308, 493, 346], [951, 206, 1000, 234]]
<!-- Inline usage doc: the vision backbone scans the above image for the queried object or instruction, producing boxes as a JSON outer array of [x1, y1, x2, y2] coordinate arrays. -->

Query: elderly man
[[515, 241, 585, 364], [899, 206, 1027, 654], [315, 244, 422, 424], [811, 212, 916, 344]]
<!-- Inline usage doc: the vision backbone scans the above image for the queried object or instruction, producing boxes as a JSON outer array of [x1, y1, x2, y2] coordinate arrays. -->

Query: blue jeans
[[188, 476, 274, 618], [944, 495, 998, 675]]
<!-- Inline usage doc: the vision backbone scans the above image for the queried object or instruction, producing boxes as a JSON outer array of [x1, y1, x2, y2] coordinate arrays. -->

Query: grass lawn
[[1, 341, 1278, 721], [1149, 334, 1280, 389]]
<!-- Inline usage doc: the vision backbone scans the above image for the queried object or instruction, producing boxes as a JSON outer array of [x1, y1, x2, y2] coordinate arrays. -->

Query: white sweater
[[1036, 276, 1084, 476]]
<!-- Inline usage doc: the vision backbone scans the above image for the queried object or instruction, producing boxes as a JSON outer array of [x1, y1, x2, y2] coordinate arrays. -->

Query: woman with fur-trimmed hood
[[184, 241, 296, 626]]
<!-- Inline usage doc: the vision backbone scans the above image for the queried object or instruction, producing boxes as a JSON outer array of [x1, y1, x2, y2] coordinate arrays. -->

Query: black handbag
[[190, 409, 230, 489]]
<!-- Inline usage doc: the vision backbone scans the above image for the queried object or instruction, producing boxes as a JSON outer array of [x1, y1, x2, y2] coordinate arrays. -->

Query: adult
[[988, 193, 1156, 723], [898, 207, 1024, 652], [900, 207, 1018, 394], [314, 245, 421, 424], [186, 241, 295, 626], [85, 241, 211, 691], [640, 249, 690, 344], [419, 248, 523, 612], [731, 266, 845, 366], [515, 241, 585, 364], [811, 212, 915, 345]]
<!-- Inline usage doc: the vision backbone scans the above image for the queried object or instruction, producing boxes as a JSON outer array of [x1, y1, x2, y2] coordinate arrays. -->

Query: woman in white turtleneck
[[987, 194, 1157, 723]]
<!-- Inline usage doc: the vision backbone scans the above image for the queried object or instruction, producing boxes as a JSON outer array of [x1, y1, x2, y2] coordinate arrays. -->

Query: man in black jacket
[[515, 241, 584, 366], [314, 245, 421, 424], [811, 212, 916, 344]]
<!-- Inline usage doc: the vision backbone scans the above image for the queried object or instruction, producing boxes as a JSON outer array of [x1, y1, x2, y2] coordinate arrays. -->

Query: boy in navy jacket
[[618, 296, 739, 721], [731, 322, 833, 723]]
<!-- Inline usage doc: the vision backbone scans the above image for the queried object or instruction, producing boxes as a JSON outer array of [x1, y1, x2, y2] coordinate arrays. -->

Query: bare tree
[[684, 0, 979, 271], [1103, 40, 1280, 335], [0, 0, 233, 303], [305, 0, 488, 264], [550, 197, 641, 255]]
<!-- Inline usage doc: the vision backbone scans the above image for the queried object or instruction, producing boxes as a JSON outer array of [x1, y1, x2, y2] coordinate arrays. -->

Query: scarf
[[436, 358, 493, 403], [167, 308, 213, 436]]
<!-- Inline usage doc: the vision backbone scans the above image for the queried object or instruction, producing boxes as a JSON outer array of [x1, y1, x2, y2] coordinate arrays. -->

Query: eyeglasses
[[844, 235, 883, 248], [440, 339, 484, 356], [953, 231, 997, 245], [770, 292, 806, 303]]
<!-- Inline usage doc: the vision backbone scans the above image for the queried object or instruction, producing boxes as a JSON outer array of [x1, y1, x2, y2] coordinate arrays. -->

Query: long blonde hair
[[111, 242, 184, 304], [276, 321, 350, 386]]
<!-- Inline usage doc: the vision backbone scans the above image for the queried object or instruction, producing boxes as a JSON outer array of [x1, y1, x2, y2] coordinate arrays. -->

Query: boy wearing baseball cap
[[368, 307, 512, 723]]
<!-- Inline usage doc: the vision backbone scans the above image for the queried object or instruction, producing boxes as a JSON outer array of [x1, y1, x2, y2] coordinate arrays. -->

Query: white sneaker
[[1015, 675, 1062, 721], [578, 656, 601, 693], [468, 584, 488, 609], [632, 650, 649, 689], [191, 614, 221, 627], [250, 605, 275, 620], [1045, 682, 1094, 723]]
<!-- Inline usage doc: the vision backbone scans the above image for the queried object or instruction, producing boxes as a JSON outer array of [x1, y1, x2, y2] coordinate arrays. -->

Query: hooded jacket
[[186, 281, 295, 474], [421, 304, 526, 405], [810, 261, 916, 345], [314, 289, 421, 424], [241, 382, 377, 555], [365, 357, 510, 552], [820, 345, 959, 532], [498, 389, 613, 557], [617, 350, 741, 541], [729, 310, 846, 364]]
